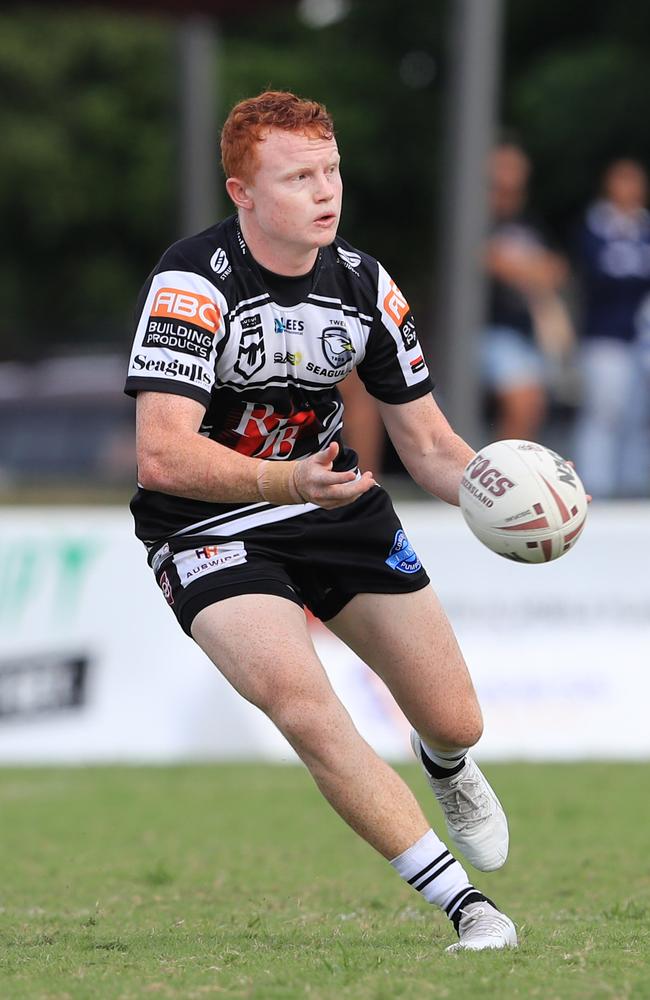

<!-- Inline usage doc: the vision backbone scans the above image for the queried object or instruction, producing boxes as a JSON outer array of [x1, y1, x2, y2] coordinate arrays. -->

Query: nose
[[315, 171, 335, 201]]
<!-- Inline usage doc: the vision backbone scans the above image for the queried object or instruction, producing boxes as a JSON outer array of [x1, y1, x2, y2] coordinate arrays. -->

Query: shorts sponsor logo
[[159, 570, 174, 605], [409, 354, 425, 374], [174, 542, 247, 586], [143, 320, 214, 360], [319, 327, 355, 369], [337, 247, 362, 270], [401, 317, 418, 351], [210, 247, 232, 278], [132, 354, 212, 387], [235, 314, 265, 379], [152, 542, 172, 575], [383, 280, 410, 326], [151, 287, 221, 334], [385, 529, 422, 574]]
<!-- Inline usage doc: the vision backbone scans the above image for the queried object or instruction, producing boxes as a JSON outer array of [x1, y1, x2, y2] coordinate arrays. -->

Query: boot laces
[[435, 768, 492, 830]]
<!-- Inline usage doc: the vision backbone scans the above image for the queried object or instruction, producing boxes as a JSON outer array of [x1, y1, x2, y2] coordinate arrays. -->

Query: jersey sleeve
[[124, 263, 229, 407], [355, 262, 433, 403]]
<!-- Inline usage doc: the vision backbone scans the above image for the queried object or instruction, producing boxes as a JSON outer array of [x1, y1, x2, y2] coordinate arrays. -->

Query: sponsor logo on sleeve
[[142, 287, 222, 360], [383, 280, 410, 326], [131, 354, 212, 387], [174, 542, 247, 586], [400, 317, 418, 351], [409, 354, 426, 374], [385, 530, 422, 574], [150, 288, 221, 332]]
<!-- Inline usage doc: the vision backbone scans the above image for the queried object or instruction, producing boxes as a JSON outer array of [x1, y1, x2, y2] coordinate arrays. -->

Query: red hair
[[220, 90, 335, 182]]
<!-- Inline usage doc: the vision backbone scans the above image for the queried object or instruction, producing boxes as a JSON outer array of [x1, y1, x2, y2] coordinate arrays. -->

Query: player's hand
[[294, 442, 377, 509]]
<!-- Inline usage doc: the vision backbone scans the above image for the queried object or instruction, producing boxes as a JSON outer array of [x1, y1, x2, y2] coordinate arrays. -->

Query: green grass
[[0, 764, 648, 999]]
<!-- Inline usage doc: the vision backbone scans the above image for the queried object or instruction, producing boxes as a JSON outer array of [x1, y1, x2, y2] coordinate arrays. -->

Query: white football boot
[[446, 900, 518, 952], [410, 730, 509, 871]]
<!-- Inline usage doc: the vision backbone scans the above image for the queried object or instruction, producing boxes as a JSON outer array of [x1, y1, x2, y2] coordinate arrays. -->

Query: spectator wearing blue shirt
[[574, 159, 650, 498]]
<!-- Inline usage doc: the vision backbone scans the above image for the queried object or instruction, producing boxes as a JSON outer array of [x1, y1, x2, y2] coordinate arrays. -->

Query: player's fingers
[[315, 472, 377, 509], [312, 441, 339, 468]]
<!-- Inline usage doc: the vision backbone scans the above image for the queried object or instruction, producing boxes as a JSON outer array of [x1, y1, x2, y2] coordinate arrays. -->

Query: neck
[[238, 214, 319, 276]]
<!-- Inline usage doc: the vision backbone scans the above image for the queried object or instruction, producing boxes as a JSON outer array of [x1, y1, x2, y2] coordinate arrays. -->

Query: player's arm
[[485, 240, 567, 294], [378, 393, 474, 506], [136, 391, 375, 508]]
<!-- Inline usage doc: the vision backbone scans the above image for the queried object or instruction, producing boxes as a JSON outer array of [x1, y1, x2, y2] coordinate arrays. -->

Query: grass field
[[0, 763, 648, 999]]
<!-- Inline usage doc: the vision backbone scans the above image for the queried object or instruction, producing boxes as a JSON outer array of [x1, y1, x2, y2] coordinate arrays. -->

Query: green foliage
[[6, 0, 650, 358], [504, 0, 650, 235], [0, 763, 648, 998], [0, 7, 176, 356]]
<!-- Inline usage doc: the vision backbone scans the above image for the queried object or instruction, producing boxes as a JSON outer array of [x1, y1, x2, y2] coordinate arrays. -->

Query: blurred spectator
[[482, 142, 573, 441], [573, 158, 650, 498]]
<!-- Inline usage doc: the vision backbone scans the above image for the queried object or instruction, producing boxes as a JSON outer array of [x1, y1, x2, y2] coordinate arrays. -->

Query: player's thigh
[[327, 587, 482, 746], [190, 594, 348, 736]]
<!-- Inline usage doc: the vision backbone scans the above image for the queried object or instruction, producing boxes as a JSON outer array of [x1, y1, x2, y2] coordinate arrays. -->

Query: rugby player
[[125, 91, 517, 951]]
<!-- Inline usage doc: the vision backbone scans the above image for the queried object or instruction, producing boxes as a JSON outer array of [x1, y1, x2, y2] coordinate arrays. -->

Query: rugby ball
[[459, 440, 588, 563]]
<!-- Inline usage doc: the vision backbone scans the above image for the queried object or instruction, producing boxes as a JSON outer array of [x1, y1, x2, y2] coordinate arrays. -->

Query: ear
[[225, 177, 253, 210]]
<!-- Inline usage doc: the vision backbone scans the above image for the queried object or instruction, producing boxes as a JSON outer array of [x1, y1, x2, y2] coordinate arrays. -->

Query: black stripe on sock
[[419, 744, 467, 779], [445, 887, 481, 917], [407, 850, 450, 886], [415, 856, 457, 892]]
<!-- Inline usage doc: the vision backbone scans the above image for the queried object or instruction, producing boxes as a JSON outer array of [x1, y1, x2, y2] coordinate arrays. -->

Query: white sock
[[419, 739, 468, 776], [390, 828, 484, 924]]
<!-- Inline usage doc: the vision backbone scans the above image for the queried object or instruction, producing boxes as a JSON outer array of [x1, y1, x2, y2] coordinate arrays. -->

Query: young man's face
[[242, 127, 343, 261]]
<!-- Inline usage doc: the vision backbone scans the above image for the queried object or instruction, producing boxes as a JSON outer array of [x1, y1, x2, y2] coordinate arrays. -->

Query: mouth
[[314, 212, 337, 226]]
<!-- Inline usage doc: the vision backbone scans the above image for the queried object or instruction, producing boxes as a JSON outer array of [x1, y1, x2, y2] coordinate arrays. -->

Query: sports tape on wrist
[[256, 460, 305, 505]]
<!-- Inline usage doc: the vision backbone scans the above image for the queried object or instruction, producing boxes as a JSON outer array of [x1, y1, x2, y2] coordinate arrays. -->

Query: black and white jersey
[[125, 214, 432, 547]]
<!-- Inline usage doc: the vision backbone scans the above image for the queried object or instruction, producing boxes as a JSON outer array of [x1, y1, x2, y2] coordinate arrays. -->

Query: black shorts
[[148, 486, 430, 636]]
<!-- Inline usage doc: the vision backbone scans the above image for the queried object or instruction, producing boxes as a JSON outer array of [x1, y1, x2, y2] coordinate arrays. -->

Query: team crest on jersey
[[320, 327, 355, 369], [235, 313, 265, 379]]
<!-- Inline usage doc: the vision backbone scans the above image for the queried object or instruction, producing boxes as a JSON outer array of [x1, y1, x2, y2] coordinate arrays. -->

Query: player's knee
[[421, 706, 483, 751]]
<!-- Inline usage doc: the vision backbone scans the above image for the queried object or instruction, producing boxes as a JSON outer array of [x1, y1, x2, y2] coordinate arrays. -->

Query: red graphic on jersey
[[383, 280, 410, 326], [218, 402, 319, 459]]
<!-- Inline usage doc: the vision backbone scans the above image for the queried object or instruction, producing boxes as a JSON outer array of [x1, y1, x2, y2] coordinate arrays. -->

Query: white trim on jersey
[[375, 262, 430, 389], [308, 292, 374, 323]]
